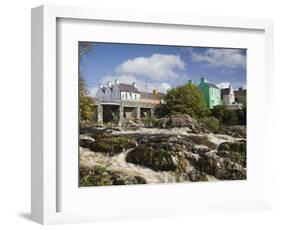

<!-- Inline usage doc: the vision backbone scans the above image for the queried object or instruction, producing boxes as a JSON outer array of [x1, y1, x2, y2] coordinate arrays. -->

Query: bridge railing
[[96, 99, 157, 108], [98, 100, 121, 105]]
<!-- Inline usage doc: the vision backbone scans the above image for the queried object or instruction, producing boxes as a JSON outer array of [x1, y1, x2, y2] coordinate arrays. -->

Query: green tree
[[79, 77, 96, 125], [211, 105, 227, 123], [237, 106, 247, 125], [79, 42, 94, 57], [211, 105, 239, 126], [79, 42, 96, 126], [164, 83, 208, 118]]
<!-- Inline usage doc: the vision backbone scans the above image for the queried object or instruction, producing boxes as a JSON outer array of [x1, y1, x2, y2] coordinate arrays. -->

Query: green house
[[198, 77, 221, 109]]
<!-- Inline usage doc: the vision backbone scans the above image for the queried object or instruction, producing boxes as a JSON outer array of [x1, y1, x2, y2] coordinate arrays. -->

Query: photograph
[[79, 42, 247, 187]]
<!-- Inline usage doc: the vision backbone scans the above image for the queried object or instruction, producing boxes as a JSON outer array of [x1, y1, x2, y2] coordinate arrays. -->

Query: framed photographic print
[[31, 5, 274, 225]]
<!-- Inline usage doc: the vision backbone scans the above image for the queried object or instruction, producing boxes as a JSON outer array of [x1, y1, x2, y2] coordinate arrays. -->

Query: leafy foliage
[[199, 116, 220, 132], [164, 83, 208, 118], [211, 105, 246, 126], [79, 76, 96, 126], [154, 104, 169, 118], [79, 42, 94, 57], [142, 115, 157, 127], [79, 42, 96, 127], [236, 106, 247, 125]]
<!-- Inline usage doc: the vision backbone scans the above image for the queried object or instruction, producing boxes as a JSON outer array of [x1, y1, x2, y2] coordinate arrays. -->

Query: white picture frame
[[31, 5, 274, 225]]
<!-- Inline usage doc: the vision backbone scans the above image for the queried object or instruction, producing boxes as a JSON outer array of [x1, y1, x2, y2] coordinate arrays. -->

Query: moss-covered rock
[[111, 173, 146, 185], [222, 126, 246, 138], [126, 145, 176, 171], [188, 135, 217, 150], [80, 166, 113, 186], [186, 170, 208, 182], [192, 152, 246, 180], [79, 166, 147, 187], [79, 138, 95, 149], [82, 136, 137, 156], [126, 134, 216, 173], [217, 141, 246, 167], [156, 114, 208, 133], [218, 140, 246, 153], [126, 140, 189, 172], [216, 150, 246, 167]]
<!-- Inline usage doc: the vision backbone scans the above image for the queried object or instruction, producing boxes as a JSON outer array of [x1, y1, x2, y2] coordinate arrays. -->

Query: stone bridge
[[96, 100, 155, 126]]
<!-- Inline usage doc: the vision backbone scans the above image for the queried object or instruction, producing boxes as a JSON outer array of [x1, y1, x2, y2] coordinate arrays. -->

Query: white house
[[221, 85, 235, 105], [221, 85, 243, 110], [96, 79, 141, 102]]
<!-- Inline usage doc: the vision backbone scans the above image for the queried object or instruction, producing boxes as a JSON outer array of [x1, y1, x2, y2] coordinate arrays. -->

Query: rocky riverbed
[[79, 114, 246, 186]]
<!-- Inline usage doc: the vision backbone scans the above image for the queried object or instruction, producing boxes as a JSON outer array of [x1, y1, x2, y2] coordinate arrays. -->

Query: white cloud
[[188, 48, 246, 69], [116, 54, 185, 81], [218, 81, 247, 90], [89, 86, 99, 97], [99, 74, 171, 94], [159, 82, 172, 91], [218, 82, 230, 89]]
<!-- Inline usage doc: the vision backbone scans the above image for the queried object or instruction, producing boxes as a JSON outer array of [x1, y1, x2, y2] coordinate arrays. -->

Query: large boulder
[[126, 144, 182, 172], [218, 140, 246, 153], [217, 140, 246, 167], [192, 152, 246, 180], [185, 170, 208, 182], [126, 135, 210, 172], [188, 135, 217, 150], [126, 136, 191, 172], [156, 114, 208, 133], [80, 136, 137, 156], [80, 166, 113, 186], [79, 166, 147, 186], [111, 173, 146, 185], [222, 126, 246, 138], [80, 127, 121, 139]]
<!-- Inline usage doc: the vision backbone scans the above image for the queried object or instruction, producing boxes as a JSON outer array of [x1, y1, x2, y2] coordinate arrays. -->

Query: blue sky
[[79, 42, 246, 96]]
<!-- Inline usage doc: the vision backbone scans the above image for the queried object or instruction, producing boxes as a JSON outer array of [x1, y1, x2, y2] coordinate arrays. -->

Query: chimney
[[115, 79, 119, 85], [200, 77, 206, 83], [99, 84, 103, 89], [132, 82, 137, 88], [107, 81, 112, 87]]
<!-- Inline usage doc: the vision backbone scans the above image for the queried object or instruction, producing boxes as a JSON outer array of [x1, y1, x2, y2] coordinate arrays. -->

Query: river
[[80, 128, 242, 184]]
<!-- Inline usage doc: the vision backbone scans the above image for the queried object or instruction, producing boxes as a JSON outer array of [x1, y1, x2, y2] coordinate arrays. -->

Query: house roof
[[118, 83, 140, 93], [206, 82, 220, 89], [140, 92, 165, 99]]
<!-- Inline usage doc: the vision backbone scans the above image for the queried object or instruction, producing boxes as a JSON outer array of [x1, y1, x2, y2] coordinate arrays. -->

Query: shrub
[[211, 105, 239, 126], [199, 116, 220, 132], [236, 106, 247, 125], [142, 115, 157, 127]]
